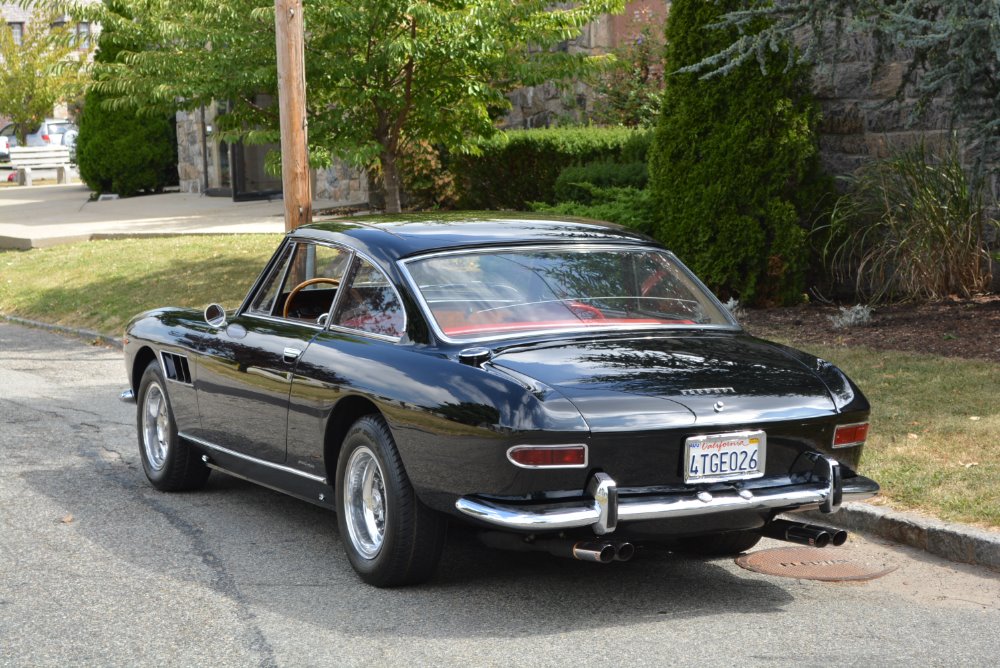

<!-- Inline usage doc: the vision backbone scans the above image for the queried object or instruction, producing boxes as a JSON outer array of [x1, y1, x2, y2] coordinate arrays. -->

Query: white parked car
[[0, 119, 79, 162]]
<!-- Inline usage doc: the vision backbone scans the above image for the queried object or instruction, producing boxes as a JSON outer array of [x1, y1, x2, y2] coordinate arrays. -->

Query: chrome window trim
[[181, 433, 328, 484], [831, 421, 870, 449], [397, 243, 740, 345], [506, 444, 589, 470]]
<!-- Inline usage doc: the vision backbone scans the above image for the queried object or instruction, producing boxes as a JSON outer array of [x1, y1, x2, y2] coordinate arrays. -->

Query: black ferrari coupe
[[121, 216, 878, 586]]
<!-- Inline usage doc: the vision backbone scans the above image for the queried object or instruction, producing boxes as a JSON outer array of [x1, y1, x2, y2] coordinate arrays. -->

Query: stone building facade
[[175, 103, 367, 205]]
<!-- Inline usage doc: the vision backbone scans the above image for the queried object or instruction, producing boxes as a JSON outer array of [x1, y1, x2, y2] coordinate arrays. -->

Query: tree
[[686, 1, 1000, 170], [69, 0, 623, 213], [0, 8, 91, 143], [647, 0, 827, 305]]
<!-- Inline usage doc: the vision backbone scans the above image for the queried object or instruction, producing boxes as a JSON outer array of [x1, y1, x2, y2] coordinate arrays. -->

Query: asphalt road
[[1, 321, 998, 667]]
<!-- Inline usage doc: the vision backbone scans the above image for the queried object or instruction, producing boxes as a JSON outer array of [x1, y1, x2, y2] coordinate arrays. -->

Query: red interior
[[442, 318, 694, 336]]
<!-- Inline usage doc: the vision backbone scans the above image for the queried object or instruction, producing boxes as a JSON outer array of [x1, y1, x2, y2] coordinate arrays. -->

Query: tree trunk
[[381, 148, 402, 214]]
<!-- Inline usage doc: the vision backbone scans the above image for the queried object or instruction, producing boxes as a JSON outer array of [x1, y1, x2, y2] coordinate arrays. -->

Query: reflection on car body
[[121, 215, 879, 587]]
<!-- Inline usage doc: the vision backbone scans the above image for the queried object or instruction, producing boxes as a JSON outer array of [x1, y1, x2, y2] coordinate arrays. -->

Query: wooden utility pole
[[274, 0, 311, 231]]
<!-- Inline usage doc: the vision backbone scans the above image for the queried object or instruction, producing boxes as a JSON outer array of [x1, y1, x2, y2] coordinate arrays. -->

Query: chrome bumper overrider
[[455, 457, 879, 535]]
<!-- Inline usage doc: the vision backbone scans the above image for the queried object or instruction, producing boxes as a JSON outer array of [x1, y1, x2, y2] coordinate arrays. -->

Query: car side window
[[248, 241, 351, 322], [332, 257, 405, 338]]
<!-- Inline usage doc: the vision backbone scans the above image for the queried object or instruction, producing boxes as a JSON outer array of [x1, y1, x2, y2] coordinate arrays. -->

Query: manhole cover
[[736, 546, 897, 581]]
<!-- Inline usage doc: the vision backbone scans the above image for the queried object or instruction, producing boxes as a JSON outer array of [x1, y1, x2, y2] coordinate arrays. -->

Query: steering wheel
[[283, 277, 340, 318], [567, 301, 606, 320]]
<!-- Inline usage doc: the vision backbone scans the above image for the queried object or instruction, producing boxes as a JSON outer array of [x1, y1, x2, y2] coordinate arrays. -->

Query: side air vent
[[160, 351, 192, 385]]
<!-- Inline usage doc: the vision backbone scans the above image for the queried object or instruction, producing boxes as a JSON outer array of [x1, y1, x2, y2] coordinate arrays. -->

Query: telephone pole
[[274, 0, 311, 231]]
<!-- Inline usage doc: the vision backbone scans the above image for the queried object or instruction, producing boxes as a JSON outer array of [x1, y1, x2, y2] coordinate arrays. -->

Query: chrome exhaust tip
[[571, 541, 616, 564], [612, 541, 635, 562], [762, 519, 837, 548]]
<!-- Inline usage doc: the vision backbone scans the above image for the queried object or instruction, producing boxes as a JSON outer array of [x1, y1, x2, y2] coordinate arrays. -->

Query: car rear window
[[405, 246, 734, 341]]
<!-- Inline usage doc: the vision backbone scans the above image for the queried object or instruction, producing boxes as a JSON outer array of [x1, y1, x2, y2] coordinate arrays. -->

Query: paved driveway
[[1, 322, 999, 666]]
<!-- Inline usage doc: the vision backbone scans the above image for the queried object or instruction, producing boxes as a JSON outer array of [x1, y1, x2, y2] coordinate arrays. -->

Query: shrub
[[553, 161, 648, 204], [647, 0, 828, 305], [530, 186, 655, 234], [76, 35, 177, 197], [450, 127, 653, 209], [76, 93, 178, 197], [820, 141, 997, 302]]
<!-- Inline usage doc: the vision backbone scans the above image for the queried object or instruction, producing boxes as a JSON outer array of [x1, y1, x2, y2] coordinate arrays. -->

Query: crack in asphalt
[[139, 493, 279, 668], [2, 386, 279, 667]]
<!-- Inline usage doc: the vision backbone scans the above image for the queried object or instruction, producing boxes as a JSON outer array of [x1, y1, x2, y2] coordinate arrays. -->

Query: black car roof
[[290, 213, 657, 261]]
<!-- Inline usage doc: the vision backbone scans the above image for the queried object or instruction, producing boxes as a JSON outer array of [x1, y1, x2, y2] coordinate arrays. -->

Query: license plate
[[684, 430, 766, 483]]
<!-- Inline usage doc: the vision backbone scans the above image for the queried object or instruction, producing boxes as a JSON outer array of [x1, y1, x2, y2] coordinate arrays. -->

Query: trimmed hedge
[[532, 186, 655, 234], [648, 0, 829, 305], [450, 127, 653, 209], [554, 161, 648, 204]]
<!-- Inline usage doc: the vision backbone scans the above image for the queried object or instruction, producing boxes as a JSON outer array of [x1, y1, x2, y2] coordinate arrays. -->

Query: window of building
[[7, 22, 24, 47], [75, 22, 90, 49]]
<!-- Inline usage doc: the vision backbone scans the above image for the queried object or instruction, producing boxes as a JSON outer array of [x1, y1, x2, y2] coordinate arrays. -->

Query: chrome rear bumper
[[455, 457, 879, 535]]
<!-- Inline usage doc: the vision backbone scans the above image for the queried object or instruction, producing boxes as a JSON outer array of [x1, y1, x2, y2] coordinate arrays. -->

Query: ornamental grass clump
[[821, 141, 997, 302]]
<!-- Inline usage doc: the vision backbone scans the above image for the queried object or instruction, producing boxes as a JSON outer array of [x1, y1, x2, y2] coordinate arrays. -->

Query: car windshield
[[405, 246, 734, 340]]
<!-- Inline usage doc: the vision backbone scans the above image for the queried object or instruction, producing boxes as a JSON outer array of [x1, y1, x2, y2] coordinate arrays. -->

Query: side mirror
[[204, 303, 227, 328]]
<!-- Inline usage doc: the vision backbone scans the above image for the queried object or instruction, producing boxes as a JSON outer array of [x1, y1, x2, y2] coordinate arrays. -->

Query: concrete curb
[[1, 315, 123, 349], [806, 503, 1000, 572], [3, 315, 999, 573]]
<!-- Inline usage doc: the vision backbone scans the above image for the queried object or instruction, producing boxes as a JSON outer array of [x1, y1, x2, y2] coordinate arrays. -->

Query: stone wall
[[505, 1, 668, 129], [313, 160, 367, 204], [175, 109, 208, 194], [812, 35, 998, 239], [813, 43, 956, 178]]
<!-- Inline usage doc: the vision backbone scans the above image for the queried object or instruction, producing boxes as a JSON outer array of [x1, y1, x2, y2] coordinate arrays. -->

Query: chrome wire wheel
[[141, 381, 170, 472], [343, 445, 387, 560]]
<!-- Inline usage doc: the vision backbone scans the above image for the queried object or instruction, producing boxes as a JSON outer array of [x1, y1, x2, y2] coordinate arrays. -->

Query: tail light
[[833, 422, 869, 448], [41, 134, 51, 143], [507, 444, 588, 468]]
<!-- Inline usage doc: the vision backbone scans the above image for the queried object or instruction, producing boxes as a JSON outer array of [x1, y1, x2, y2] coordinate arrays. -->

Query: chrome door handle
[[283, 347, 302, 363]]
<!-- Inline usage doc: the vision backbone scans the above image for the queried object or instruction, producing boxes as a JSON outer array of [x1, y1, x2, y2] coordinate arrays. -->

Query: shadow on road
[[23, 440, 796, 641]]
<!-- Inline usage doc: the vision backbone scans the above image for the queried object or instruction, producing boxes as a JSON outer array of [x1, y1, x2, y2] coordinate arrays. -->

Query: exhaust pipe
[[610, 540, 635, 562], [798, 522, 848, 546], [762, 519, 846, 548], [478, 532, 618, 563], [564, 540, 616, 564]]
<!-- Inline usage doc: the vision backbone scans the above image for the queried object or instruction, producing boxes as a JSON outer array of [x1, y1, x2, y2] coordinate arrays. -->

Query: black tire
[[336, 415, 446, 587], [677, 530, 762, 557], [136, 360, 210, 491]]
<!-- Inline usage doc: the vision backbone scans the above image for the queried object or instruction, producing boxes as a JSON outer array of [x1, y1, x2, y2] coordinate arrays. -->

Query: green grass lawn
[[2, 235, 998, 528], [0, 235, 281, 335]]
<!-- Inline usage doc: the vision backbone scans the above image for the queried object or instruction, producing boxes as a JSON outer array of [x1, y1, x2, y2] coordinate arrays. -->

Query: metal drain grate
[[736, 546, 897, 581]]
